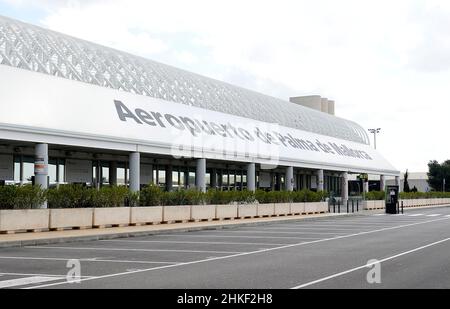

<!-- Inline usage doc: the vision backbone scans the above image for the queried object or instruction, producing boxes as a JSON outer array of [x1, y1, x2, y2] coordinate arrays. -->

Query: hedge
[[0, 184, 329, 209]]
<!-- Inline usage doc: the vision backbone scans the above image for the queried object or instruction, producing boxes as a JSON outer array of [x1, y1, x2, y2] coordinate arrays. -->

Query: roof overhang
[[0, 65, 400, 176]]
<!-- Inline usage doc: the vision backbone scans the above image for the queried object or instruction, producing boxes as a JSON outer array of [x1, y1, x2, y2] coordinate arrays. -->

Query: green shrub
[[366, 191, 386, 201], [140, 184, 165, 206], [91, 186, 129, 208], [47, 185, 93, 209], [0, 185, 46, 209]]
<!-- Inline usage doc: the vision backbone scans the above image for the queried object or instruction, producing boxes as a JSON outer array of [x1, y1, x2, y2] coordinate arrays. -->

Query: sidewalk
[[0, 212, 355, 248]]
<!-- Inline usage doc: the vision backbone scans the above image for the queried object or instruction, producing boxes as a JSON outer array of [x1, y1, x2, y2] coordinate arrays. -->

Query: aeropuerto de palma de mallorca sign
[[0, 65, 398, 176]]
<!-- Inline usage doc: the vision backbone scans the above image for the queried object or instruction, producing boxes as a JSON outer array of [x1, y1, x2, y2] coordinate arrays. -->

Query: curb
[[0, 212, 359, 248]]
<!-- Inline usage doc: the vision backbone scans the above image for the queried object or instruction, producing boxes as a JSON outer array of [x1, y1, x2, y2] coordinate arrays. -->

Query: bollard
[[357, 200, 359, 212], [347, 200, 349, 213], [352, 200, 354, 213], [338, 200, 341, 214], [333, 200, 336, 213], [402, 201, 404, 214]]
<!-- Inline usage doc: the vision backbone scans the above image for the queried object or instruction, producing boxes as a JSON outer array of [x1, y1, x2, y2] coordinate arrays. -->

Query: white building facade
[[0, 15, 399, 206]]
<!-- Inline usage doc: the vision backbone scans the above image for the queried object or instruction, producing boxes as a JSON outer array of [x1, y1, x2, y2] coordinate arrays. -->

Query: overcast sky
[[1, 0, 449, 173]]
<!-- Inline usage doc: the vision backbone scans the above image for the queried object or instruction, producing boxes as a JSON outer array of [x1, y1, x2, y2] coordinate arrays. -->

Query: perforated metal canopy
[[0, 15, 370, 145]]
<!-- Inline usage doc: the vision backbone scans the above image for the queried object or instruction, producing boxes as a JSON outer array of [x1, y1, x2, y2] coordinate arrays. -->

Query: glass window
[[172, 171, 179, 189], [14, 158, 20, 184], [23, 161, 34, 184], [179, 171, 186, 188], [101, 166, 110, 185], [159, 169, 166, 188], [117, 167, 126, 186], [189, 171, 196, 188]]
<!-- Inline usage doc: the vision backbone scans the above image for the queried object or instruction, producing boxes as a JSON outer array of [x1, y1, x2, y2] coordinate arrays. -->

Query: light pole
[[368, 128, 381, 149]]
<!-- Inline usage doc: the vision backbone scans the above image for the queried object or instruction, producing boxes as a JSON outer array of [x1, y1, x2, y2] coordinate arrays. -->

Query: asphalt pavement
[[0, 206, 449, 289]]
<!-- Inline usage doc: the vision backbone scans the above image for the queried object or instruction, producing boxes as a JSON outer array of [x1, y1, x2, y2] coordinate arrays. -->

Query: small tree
[[403, 170, 411, 193]]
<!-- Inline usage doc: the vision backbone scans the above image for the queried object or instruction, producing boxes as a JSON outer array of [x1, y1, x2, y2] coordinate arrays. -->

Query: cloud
[[3, 0, 450, 172]]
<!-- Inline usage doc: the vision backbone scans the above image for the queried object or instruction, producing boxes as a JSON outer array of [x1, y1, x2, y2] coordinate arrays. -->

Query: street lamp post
[[368, 128, 381, 149]]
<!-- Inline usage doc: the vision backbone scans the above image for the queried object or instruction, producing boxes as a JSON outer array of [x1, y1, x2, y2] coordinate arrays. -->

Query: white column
[[34, 143, 48, 209], [196, 158, 206, 192], [286, 166, 294, 192], [380, 175, 386, 192], [129, 152, 140, 193], [363, 181, 369, 194], [247, 163, 256, 192], [317, 169, 324, 191], [341, 172, 349, 204]]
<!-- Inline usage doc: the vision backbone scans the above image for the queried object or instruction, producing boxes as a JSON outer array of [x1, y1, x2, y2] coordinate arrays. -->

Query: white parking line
[[426, 214, 441, 217], [27, 216, 450, 289], [291, 237, 450, 289], [408, 214, 424, 217], [255, 227, 368, 231], [0, 272, 94, 278], [0, 256, 180, 265], [100, 240, 289, 246], [156, 234, 323, 240], [25, 246, 244, 255], [195, 230, 348, 235], [0, 276, 62, 289]]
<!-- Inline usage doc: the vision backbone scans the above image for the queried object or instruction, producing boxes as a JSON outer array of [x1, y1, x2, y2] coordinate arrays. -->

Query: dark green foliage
[[428, 160, 450, 192]]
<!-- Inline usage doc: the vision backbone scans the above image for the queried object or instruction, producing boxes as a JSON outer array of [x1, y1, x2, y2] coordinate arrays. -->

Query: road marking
[[426, 214, 441, 217], [446, 215, 450, 218], [100, 240, 289, 246], [255, 227, 367, 231], [0, 256, 180, 265], [25, 246, 244, 255], [291, 237, 450, 289], [408, 214, 424, 217], [0, 276, 61, 289], [195, 230, 348, 235], [155, 234, 323, 240], [0, 272, 94, 278], [27, 216, 450, 289], [373, 214, 386, 216]]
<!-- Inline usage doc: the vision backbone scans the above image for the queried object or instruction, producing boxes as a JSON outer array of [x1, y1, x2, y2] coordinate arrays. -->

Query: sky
[[1, 0, 449, 173]]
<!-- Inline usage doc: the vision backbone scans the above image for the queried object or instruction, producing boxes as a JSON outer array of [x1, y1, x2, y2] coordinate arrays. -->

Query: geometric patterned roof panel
[[0, 15, 369, 144]]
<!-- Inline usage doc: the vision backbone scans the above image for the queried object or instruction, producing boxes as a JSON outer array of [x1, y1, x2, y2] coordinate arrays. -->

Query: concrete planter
[[305, 202, 328, 214], [274, 203, 291, 216], [363, 200, 385, 210], [163, 205, 191, 223], [291, 203, 305, 215], [257, 204, 274, 217], [216, 205, 238, 220], [238, 204, 258, 218], [191, 205, 216, 222], [93, 207, 131, 227], [0, 209, 50, 233], [50, 208, 93, 230], [130, 207, 163, 225]]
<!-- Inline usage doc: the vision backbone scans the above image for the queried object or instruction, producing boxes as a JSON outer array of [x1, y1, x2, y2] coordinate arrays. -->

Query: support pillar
[[129, 152, 140, 193], [110, 162, 117, 186], [34, 143, 48, 209], [341, 172, 349, 205], [166, 165, 173, 192], [317, 169, 324, 192], [286, 166, 294, 192], [380, 175, 386, 192], [196, 158, 206, 193], [247, 163, 256, 192]]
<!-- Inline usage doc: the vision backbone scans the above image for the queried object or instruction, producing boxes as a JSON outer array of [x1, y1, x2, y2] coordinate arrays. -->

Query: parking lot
[[0, 206, 449, 289]]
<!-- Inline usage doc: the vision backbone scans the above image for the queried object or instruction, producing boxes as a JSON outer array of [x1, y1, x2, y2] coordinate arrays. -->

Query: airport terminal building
[[0, 15, 399, 204]]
